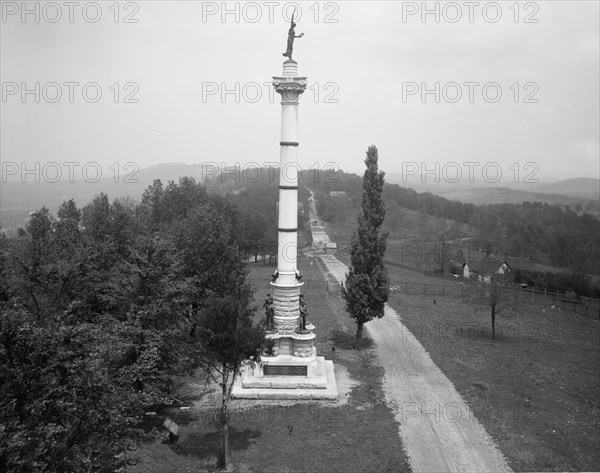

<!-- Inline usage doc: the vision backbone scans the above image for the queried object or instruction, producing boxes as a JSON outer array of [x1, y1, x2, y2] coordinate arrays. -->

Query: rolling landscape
[[2, 163, 598, 232], [1, 160, 599, 472], [2, 2, 599, 471]]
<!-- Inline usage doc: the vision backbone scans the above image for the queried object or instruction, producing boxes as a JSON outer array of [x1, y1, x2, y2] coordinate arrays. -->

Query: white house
[[468, 258, 512, 283]]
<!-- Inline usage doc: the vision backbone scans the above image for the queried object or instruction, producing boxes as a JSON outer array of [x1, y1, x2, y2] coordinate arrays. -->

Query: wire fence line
[[248, 278, 600, 319], [6, 239, 597, 317]]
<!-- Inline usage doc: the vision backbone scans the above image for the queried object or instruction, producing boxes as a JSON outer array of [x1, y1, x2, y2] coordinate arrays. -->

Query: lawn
[[305, 235, 599, 471], [311, 211, 599, 471], [130, 255, 412, 473], [384, 263, 600, 472]]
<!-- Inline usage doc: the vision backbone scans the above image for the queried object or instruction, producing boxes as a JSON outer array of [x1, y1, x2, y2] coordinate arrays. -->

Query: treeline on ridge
[[303, 168, 600, 277]]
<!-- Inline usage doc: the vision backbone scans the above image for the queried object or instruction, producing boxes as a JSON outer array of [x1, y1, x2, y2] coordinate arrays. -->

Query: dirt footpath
[[320, 254, 512, 473]]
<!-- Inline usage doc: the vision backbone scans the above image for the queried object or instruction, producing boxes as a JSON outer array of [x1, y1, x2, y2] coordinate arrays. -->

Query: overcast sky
[[1, 1, 599, 187]]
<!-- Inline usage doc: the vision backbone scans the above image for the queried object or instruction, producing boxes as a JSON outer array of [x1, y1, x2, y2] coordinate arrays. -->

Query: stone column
[[271, 59, 307, 333]]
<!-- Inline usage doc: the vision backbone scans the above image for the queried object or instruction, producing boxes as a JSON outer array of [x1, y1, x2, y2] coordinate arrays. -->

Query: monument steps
[[232, 359, 338, 400]]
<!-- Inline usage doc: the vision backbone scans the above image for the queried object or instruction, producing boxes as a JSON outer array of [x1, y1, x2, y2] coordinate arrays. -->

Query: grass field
[[324, 206, 478, 244], [130, 255, 411, 473], [377, 254, 600, 472], [315, 209, 599, 471], [337, 239, 600, 471]]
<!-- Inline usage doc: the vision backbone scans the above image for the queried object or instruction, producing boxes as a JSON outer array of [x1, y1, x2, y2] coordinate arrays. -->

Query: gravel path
[[320, 253, 512, 473]]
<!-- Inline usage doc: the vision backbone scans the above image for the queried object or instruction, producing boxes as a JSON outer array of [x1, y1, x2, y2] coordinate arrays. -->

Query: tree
[[437, 236, 448, 274], [162, 177, 208, 224], [194, 297, 265, 470], [139, 179, 165, 229], [0, 306, 157, 473], [10, 207, 56, 319], [1, 179, 266, 471], [54, 200, 83, 265], [172, 200, 250, 303], [82, 194, 111, 242], [0, 234, 10, 303], [513, 269, 523, 284], [486, 273, 509, 340], [343, 146, 389, 345]]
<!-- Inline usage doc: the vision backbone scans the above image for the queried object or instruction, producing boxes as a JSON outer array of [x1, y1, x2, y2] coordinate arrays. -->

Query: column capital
[[273, 76, 307, 104]]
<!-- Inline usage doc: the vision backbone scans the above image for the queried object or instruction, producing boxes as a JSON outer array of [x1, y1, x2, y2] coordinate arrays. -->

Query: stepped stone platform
[[231, 350, 338, 400]]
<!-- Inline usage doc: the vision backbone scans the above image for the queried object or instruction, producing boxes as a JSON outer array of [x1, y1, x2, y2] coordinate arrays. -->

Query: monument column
[[270, 60, 307, 339], [230, 18, 337, 400]]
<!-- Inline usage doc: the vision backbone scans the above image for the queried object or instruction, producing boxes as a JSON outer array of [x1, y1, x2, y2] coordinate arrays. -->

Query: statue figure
[[264, 294, 275, 330], [299, 293, 308, 330], [282, 12, 304, 60]]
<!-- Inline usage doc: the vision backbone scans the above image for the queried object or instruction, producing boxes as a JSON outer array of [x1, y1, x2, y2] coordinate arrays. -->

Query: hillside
[[385, 174, 599, 208], [435, 186, 597, 208], [0, 163, 273, 233], [306, 168, 600, 277], [3, 164, 599, 277], [532, 177, 599, 199]]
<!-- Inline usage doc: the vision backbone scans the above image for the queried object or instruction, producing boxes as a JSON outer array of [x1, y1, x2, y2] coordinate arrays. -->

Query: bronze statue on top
[[282, 12, 304, 60]]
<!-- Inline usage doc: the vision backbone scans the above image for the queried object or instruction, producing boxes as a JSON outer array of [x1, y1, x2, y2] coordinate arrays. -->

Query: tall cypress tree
[[343, 146, 389, 345]]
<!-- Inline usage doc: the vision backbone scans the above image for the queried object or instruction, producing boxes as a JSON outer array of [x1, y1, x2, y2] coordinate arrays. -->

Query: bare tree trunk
[[491, 304, 496, 340], [219, 423, 229, 470], [218, 367, 230, 471], [355, 320, 364, 349], [28, 288, 41, 320]]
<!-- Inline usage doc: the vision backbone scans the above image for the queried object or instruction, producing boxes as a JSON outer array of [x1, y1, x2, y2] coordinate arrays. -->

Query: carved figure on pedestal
[[263, 294, 275, 330], [299, 293, 308, 330]]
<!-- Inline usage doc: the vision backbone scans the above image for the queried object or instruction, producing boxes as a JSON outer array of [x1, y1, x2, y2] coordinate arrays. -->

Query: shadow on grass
[[331, 329, 373, 350], [170, 427, 262, 459]]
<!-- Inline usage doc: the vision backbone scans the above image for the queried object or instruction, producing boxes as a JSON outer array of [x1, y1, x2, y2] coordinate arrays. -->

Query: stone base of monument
[[231, 348, 338, 400]]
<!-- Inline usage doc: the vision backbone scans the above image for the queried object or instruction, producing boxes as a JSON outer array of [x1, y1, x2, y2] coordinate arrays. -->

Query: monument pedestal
[[231, 349, 338, 400], [232, 314, 337, 400]]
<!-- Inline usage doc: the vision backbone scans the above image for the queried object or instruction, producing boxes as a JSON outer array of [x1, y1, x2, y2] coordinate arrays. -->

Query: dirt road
[[320, 254, 512, 473]]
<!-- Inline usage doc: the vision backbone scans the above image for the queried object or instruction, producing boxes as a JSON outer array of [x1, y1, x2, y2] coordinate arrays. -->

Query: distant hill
[[0, 163, 214, 233], [385, 174, 599, 207], [0, 162, 281, 233], [308, 167, 600, 276], [531, 178, 599, 199], [2, 163, 598, 236], [434, 187, 598, 207]]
